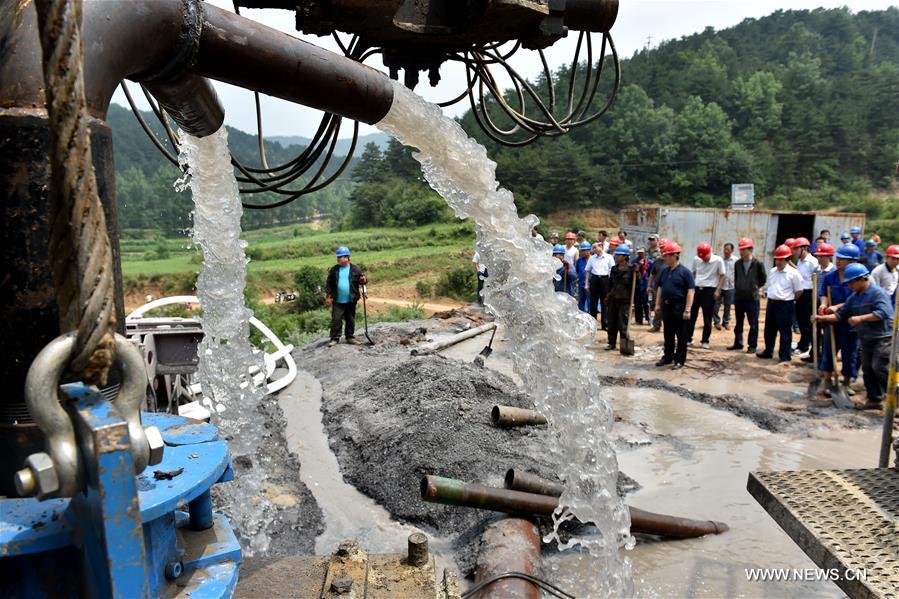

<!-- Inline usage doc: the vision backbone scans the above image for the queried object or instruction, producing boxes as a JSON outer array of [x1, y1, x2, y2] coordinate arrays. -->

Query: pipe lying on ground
[[421, 475, 729, 539], [474, 518, 542, 599], [410, 322, 497, 356], [505, 469, 564, 497], [491, 405, 547, 428]]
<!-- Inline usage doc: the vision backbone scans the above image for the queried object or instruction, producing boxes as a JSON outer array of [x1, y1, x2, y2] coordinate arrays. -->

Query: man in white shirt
[[713, 242, 737, 331], [790, 237, 817, 355], [563, 232, 579, 276], [871, 244, 898, 297], [472, 250, 488, 305], [597, 230, 611, 254], [689, 242, 725, 349], [585, 243, 615, 328], [617, 230, 633, 249], [757, 244, 804, 363]]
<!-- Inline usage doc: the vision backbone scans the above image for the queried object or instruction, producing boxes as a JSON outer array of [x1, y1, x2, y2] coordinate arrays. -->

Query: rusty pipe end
[[710, 521, 729, 534], [504, 468, 516, 489], [143, 73, 224, 138], [491, 405, 501, 424]]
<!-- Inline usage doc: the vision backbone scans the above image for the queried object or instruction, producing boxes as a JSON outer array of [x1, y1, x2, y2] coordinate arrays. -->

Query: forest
[[111, 7, 899, 236]]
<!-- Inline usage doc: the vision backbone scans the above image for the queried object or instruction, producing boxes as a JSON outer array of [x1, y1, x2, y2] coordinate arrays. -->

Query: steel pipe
[[491, 405, 547, 428], [410, 322, 497, 356], [504, 469, 564, 497], [564, 0, 620, 33], [421, 475, 729, 539], [474, 518, 541, 599]]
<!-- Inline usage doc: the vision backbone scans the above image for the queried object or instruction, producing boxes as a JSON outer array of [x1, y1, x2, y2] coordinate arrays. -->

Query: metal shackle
[[16, 333, 163, 499]]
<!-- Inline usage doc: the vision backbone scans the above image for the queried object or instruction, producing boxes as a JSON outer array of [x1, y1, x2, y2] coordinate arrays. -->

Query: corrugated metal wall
[[618, 207, 865, 260]]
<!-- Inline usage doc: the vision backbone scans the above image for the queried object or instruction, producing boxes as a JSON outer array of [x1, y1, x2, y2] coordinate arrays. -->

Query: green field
[[121, 221, 476, 295]]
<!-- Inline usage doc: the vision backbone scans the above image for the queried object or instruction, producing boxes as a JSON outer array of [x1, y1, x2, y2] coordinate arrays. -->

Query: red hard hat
[[662, 242, 682, 256], [564, 232, 576, 240], [738, 237, 754, 250], [813, 242, 835, 257], [887, 244, 899, 259], [794, 237, 811, 248], [609, 238, 619, 246], [774, 244, 792, 260], [697, 242, 712, 257]]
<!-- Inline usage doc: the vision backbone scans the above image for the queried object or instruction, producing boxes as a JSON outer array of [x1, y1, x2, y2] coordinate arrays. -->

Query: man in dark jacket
[[606, 246, 635, 351], [728, 237, 767, 353], [326, 246, 367, 346]]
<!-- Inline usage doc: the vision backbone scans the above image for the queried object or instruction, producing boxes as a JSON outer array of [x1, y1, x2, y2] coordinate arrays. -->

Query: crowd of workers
[[546, 227, 898, 410]]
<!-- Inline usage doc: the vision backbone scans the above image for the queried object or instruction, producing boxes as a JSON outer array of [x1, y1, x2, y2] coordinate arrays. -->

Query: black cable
[[461, 572, 576, 599]]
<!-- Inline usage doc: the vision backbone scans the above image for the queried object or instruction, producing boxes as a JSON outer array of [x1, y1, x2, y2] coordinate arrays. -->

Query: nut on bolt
[[145, 426, 165, 466], [15, 452, 59, 498]]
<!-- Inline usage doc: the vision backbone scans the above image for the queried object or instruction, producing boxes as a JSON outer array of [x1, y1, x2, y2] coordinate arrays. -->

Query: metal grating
[[748, 468, 899, 599]]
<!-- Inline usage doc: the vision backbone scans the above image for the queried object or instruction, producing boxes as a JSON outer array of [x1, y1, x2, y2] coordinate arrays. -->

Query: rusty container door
[[658, 208, 717, 255], [618, 207, 661, 250], [713, 210, 772, 256]]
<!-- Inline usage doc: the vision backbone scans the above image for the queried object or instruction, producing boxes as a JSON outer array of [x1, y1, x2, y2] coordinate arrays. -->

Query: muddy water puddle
[[278, 369, 458, 572], [443, 331, 880, 597]]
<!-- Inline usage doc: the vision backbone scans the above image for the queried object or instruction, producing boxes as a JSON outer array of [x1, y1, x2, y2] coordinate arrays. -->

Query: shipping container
[[618, 206, 866, 263]]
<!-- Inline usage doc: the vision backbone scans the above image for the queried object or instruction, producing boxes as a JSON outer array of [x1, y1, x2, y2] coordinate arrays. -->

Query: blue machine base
[[1, 408, 241, 599]]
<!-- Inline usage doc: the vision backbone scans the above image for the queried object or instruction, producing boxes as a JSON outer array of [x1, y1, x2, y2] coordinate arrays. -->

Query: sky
[[111, 0, 898, 139]]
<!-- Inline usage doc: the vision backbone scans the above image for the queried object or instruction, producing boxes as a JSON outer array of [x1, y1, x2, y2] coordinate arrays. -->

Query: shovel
[[805, 272, 821, 400], [361, 284, 374, 345], [473, 326, 498, 367], [826, 288, 853, 409], [620, 267, 638, 356]]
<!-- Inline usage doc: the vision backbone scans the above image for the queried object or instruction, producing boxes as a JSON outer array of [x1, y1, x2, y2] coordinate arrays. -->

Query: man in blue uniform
[[816, 244, 861, 396], [576, 242, 592, 312], [863, 240, 883, 273], [553, 244, 575, 296], [815, 263, 895, 410], [653, 243, 695, 370], [326, 246, 368, 346], [849, 226, 865, 253]]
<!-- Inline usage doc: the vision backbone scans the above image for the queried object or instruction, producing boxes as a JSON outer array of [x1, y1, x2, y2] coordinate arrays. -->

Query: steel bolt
[[145, 426, 165, 466], [164, 561, 183, 580], [14, 467, 36, 496], [407, 532, 429, 567]]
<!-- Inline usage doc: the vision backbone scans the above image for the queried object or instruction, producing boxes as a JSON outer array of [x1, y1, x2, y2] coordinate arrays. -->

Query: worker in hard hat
[[326, 246, 368, 347], [647, 238, 670, 333], [863, 239, 883, 273], [654, 242, 694, 369], [870, 244, 898, 298], [814, 263, 895, 410], [713, 242, 737, 332], [605, 245, 635, 351], [849, 226, 865, 253], [816, 243, 861, 394], [689, 242, 725, 349], [757, 244, 803, 363], [552, 244, 575, 296], [563, 232, 579, 275], [548, 232, 560, 246], [633, 247, 653, 326], [576, 230, 588, 246], [576, 241, 593, 312], [839, 232, 851, 246], [807, 242, 836, 364], [729, 237, 766, 353], [790, 237, 817, 357]]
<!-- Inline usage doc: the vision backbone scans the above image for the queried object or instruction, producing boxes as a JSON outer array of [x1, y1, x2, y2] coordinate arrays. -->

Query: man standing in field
[[326, 246, 368, 347]]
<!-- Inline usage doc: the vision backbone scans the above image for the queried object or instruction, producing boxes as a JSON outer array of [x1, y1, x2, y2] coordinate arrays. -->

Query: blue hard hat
[[579, 242, 592, 251], [615, 246, 631, 256], [843, 263, 869, 283], [850, 226, 862, 234], [336, 246, 350, 257], [552, 244, 565, 255], [835, 244, 860, 260], [865, 239, 876, 247], [840, 232, 850, 240]]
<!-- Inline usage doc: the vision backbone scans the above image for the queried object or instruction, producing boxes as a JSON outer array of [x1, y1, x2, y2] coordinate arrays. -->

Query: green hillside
[[459, 6, 899, 237]]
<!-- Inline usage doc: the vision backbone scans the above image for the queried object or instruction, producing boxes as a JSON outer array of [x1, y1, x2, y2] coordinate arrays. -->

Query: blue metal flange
[[0, 385, 241, 599]]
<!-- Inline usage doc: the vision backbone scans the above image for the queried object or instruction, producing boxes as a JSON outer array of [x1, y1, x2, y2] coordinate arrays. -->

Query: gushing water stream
[[377, 82, 634, 595], [176, 128, 272, 556]]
